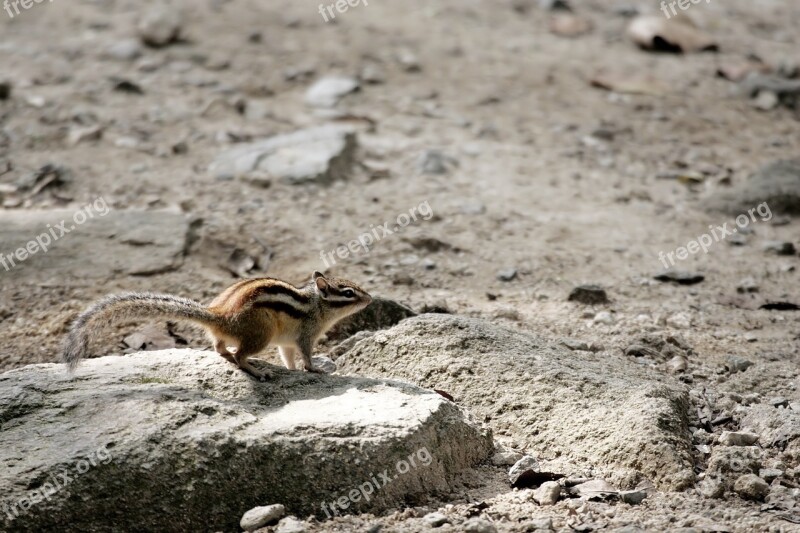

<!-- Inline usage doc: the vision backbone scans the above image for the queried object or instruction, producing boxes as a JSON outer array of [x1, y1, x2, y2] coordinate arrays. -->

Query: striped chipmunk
[[62, 272, 372, 381]]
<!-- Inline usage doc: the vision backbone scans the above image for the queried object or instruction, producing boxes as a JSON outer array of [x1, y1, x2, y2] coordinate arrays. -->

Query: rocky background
[[0, 0, 799, 532]]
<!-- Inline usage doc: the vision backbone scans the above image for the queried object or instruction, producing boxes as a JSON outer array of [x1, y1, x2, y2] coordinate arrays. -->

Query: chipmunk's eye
[[342, 289, 356, 298]]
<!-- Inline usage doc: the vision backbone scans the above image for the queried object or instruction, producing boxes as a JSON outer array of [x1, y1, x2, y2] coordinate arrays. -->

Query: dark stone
[[568, 285, 609, 305], [654, 270, 705, 285]]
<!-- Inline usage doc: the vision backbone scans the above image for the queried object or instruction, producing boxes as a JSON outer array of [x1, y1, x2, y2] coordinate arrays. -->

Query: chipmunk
[[62, 272, 372, 380]]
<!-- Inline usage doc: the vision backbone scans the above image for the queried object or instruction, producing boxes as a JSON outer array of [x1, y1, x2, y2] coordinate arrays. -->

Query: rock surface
[[708, 158, 800, 216], [209, 125, 358, 185], [0, 209, 189, 281], [733, 474, 770, 501], [326, 297, 417, 342], [0, 350, 492, 532], [337, 314, 695, 490], [304, 77, 360, 108]]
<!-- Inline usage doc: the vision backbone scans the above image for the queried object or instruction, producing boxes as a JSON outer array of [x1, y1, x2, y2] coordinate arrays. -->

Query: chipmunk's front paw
[[303, 365, 324, 374]]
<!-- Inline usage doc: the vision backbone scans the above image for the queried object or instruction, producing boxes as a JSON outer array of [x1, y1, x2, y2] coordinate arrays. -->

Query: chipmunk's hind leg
[[233, 349, 273, 382], [213, 338, 236, 364], [232, 333, 273, 382]]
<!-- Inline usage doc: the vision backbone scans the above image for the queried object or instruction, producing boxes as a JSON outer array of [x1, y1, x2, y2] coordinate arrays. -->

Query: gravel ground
[[0, 0, 798, 531]]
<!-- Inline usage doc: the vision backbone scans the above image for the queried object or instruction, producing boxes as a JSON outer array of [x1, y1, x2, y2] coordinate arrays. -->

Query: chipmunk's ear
[[313, 271, 330, 296]]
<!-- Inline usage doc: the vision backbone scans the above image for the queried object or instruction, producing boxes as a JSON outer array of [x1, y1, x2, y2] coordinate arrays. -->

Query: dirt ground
[[0, 0, 798, 531]]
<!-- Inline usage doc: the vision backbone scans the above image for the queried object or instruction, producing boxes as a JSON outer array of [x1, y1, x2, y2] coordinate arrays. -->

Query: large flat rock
[[0, 209, 189, 283], [337, 314, 695, 491], [0, 350, 492, 532], [208, 125, 358, 185]]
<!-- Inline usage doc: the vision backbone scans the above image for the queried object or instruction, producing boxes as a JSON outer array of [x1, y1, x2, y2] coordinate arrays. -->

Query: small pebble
[[240, 504, 285, 532], [534, 481, 561, 506], [496, 268, 518, 282], [463, 517, 497, 533], [138, 5, 183, 47], [593, 311, 614, 325], [733, 474, 770, 501], [719, 431, 759, 446], [568, 284, 609, 305], [423, 512, 449, 528], [276, 516, 308, 533]]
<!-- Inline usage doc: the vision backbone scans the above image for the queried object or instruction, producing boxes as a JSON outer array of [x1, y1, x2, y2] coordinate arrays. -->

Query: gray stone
[[739, 404, 800, 449], [698, 477, 725, 499], [360, 63, 386, 84], [527, 517, 554, 530], [706, 446, 761, 484], [310, 355, 336, 374], [560, 338, 591, 352], [666, 356, 688, 374], [67, 125, 103, 146], [733, 474, 770, 501], [275, 517, 308, 533], [491, 449, 524, 466], [337, 315, 695, 490], [654, 270, 705, 285], [719, 431, 759, 446], [395, 48, 421, 72], [725, 356, 754, 373], [533, 481, 561, 505], [753, 90, 779, 111], [508, 455, 540, 486], [0, 209, 189, 281], [304, 77, 359, 108], [571, 479, 617, 499], [240, 504, 285, 531], [0, 350, 492, 531], [568, 285, 609, 305], [423, 511, 449, 527], [769, 396, 790, 408], [417, 150, 456, 175], [593, 311, 615, 325], [137, 5, 182, 47], [708, 159, 800, 216], [496, 268, 518, 282], [463, 517, 498, 533], [740, 73, 800, 100], [759, 468, 783, 483], [763, 241, 797, 256], [619, 489, 648, 505], [209, 125, 357, 185], [104, 39, 143, 61]]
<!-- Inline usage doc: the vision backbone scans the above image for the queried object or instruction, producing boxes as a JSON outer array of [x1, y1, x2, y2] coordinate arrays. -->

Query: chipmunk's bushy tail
[[62, 292, 220, 371]]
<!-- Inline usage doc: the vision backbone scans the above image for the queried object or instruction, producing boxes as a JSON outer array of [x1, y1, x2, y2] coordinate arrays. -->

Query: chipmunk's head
[[312, 271, 372, 318]]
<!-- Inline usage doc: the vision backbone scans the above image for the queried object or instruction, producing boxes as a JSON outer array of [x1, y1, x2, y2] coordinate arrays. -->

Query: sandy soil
[[0, 0, 798, 531]]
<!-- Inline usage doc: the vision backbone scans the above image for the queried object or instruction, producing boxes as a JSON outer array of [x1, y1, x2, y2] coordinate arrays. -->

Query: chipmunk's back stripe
[[253, 301, 309, 319], [252, 283, 311, 303]]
